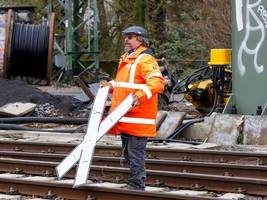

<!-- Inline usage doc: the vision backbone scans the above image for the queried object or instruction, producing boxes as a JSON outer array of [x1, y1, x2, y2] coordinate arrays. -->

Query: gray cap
[[122, 26, 148, 38]]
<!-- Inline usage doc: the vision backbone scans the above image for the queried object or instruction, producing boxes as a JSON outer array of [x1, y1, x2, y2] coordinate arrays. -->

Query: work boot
[[127, 184, 145, 191]]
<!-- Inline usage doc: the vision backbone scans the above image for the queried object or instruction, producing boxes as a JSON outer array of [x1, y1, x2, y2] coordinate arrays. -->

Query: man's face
[[124, 34, 142, 52]]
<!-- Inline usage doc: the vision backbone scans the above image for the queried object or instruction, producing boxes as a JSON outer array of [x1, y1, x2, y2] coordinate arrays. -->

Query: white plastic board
[[56, 86, 109, 180], [56, 88, 134, 187]]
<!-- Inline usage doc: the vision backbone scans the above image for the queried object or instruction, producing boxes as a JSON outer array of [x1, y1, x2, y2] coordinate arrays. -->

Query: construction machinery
[[169, 49, 232, 114], [168, 0, 267, 146], [162, 0, 267, 118]]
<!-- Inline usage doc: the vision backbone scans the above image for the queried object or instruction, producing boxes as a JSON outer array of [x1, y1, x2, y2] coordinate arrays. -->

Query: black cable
[[167, 118, 204, 140], [211, 66, 227, 111], [0, 124, 83, 133], [8, 22, 50, 79], [206, 89, 218, 116], [148, 138, 202, 145], [185, 66, 210, 95], [148, 118, 204, 145], [172, 66, 209, 94], [0, 117, 88, 125]]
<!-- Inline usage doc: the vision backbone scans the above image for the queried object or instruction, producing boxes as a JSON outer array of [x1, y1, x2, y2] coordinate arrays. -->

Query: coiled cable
[[8, 22, 50, 79]]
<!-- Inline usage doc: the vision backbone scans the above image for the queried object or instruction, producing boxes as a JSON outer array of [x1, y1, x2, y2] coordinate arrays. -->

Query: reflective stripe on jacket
[[109, 46, 165, 137]]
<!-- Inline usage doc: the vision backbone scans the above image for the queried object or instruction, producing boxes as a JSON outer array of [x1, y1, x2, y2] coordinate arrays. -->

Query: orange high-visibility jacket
[[109, 46, 165, 137]]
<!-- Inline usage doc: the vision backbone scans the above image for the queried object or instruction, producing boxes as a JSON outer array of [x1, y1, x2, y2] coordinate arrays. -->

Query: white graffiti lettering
[[237, 0, 265, 76], [257, 5, 267, 27], [236, 0, 244, 31]]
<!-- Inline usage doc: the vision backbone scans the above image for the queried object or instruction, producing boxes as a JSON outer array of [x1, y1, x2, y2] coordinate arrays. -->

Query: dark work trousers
[[121, 133, 147, 190]]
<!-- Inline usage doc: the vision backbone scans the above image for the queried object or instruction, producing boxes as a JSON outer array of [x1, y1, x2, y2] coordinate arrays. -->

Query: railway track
[[1, 140, 267, 163], [0, 140, 266, 198], [0, 150, 267, 179], [0, 173, 219, 200], [0, 157, 267, 196]]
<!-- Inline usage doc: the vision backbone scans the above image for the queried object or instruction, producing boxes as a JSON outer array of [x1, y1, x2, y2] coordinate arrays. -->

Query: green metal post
[[47, 0, 100, 82], [225, 0, 267, 115], [65, 0, 73, 80], [92, 0, 99, 81], [47, 0, 52, 22], [72, 0, 79, 74]]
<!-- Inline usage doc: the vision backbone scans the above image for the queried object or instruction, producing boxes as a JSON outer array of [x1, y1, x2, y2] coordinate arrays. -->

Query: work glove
[[132, 94, 141, 107], [99, 81, 111, 88], [99, 81, 113, 93]]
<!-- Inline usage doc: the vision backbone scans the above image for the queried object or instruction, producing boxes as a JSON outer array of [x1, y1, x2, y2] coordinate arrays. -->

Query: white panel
[[74, 86, 110, 186], [56, 88, 134, 187], [97, 94, 134, 140], [236, 0, 244, 31], [74, 93, 134, 187], [56, 142, 83, 178], [56, 86, 109, 179], [73, 141, 96, 187]]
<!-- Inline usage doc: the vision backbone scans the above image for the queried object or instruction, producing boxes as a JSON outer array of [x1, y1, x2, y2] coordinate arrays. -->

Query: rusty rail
[[0, 158, 266, 196], [0, 140, 267, 164], [0, 174, 215, 200], [0, 150, 266, 179]]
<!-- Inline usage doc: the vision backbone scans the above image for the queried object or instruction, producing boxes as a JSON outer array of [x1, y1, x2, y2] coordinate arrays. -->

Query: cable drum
[[3, 9, 55, 85], [9, 23, 49, 78]]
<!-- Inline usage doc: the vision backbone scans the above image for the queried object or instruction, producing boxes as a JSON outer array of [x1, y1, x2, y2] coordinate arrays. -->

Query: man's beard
[[124, 43, 133, 52]]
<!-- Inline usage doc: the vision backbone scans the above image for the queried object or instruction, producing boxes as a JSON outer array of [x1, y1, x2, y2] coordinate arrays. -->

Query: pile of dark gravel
[[0, 79, 88, 117]]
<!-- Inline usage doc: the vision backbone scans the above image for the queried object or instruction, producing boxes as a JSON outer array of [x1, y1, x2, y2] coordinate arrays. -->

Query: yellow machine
[[184, 79, 215, 111], [173, 49, 232, 113]]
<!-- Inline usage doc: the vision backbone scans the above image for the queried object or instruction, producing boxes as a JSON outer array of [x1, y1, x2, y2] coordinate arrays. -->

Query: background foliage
[[1, 0, 231, 78]]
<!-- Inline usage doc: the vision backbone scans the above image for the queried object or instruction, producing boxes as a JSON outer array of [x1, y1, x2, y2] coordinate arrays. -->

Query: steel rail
[[0, 150, 267, 179], [0, 174, 215, 200], [0, 140, 267, 164], [0, 158, 266, 196]]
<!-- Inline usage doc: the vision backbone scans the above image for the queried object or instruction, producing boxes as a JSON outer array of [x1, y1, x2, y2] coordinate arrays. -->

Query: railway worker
[[101, 25, 165, 190]]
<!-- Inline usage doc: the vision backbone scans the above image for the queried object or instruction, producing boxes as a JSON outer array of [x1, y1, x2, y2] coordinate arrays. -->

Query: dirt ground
[[0, 78, 200, 118], [0, 79, 89, 117]]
